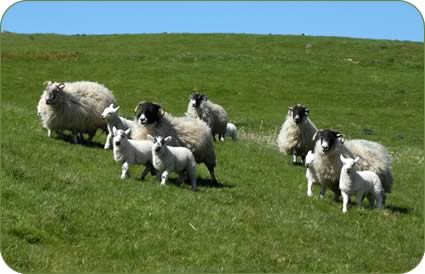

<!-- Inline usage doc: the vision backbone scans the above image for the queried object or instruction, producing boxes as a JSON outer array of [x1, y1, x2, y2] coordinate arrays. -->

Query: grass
[[1, 32, 424, 272]]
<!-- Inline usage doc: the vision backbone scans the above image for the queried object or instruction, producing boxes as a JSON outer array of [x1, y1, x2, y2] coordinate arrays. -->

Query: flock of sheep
[[37, 80, 392, 213]]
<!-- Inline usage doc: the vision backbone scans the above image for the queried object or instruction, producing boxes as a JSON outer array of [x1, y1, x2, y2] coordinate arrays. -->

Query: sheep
[[224, 122, 238, 141], [186, 92, 229, 141], [37, 81, 116, 144], [148, 135, 197, 191], [304, 150, 322, 197], [277, 104, 317, 164], [102, 104, 138, 150], [132, 101, 218, 184], [339, 155, 385, 213], [311, 129, 392, 201], [112, 127, 155, 180]]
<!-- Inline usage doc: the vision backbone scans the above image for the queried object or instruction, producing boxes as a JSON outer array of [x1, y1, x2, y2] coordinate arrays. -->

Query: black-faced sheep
[[277, 104, 317, 164], [310, 129, 392, 200], [37, 81, 116, 144], [132, 102, 218, 184], [186, 92, 229, 141]]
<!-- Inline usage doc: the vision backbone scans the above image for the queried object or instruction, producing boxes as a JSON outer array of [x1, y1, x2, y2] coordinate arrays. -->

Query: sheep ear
[[288, 106, 294, 111], [159, 108, 165, 117], [147, 134, 154, 142], [312, 130, 320, 142], [114, 106, 120, 112], [57, 83, 65, 90], [336, 133, 345, 144], [305, 108, 310, 116], [164, 136, 172, 143], [203, 96, 208, 101], [340, 154, 346, 163], [354, 156, 360, 163], [124, 128, 131, 136], [109, 103, 114, 108], [112, 126, 117, 134], [43, 81, 52, 86]]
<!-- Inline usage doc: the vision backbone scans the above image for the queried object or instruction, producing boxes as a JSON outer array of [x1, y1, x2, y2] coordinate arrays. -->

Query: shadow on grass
[[385, 205, 413, 214], [162, 177, 234, 190], [54, 134, 105, 149]]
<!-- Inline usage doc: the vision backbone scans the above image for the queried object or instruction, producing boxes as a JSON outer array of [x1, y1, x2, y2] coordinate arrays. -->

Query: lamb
[[186, 92, 229, 141], [102, 104, 138, 149], [148, 135, 197, 191], [112, 127, 155, 180], [311, 129, 392, 201], [224, 122, 238, 141], [277, 104, 317, 164], [339, 155, 385, 213], [304, 150, 322, 197], [37, 81, 116, 144], [132, 101, 218, 184]]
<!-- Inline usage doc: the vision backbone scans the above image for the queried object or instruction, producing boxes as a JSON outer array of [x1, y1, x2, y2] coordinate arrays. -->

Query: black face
[[315, 129, 343, 152], [135, 102, 162, 125], [189, 92, 207, 108], [289, 105, 309, 124], [45, 85, 63, 105]]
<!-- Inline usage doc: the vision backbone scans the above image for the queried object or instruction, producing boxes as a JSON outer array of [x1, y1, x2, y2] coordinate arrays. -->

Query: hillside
[[1, 33, 424, 272]]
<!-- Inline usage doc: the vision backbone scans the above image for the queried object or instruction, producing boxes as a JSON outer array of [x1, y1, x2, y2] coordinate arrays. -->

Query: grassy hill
[[1, 32, 423, 272]]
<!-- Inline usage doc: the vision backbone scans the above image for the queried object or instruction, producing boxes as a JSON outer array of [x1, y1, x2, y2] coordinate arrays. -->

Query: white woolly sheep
[[224, 122, 238, 141], [304, 150, 322, 197], [339, 155, 385, 213], [132, 102, 218, 184], [112, 127, 155, 180], [102, 104, 138, 150], [277, 104, 317, 164], [311, 129, 392, 201], [186, 92, 229, 141], [149, 135, 197, 191], [37, 81, 116, 144]]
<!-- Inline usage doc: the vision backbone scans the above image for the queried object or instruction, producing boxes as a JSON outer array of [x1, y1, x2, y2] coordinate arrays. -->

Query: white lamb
[[304, 150, 321, 197], [37, 81, 116, 144], [102, 104, 138, 149], [339, 155, 385, 213], [148, 135, 197, 191], [224, 122, 237, 141], [186, 92, 229, 141], [112, 127, 155, 180], [277, 104, 317, 164]]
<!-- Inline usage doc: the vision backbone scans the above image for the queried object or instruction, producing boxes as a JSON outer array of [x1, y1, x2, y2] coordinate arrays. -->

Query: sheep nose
[[115, 141, 120, 146], [322, 145, 329, 151], [192, 103, 197, 107]]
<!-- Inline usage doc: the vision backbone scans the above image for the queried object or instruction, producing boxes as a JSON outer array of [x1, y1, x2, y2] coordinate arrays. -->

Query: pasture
[[1, 32, 424, 272]]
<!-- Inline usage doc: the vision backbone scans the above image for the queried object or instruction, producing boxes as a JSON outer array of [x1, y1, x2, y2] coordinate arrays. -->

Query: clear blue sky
[[1, 1, 424, 42]]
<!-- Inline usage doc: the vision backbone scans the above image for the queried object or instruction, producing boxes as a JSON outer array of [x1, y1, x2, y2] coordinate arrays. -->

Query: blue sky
[[1, 1, 424, 42]]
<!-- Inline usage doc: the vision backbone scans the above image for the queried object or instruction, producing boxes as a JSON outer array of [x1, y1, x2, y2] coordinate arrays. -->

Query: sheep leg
[[376, 193, 384, 209], [219, 134, 225, 142], [319, 184, 326, 199], [160, 170, 169, 186], [307, 180, 314, 197], [140, 166, 150, 180], [104, 132, 112, 149], [291, 152, 297, 164], [213, 134, 217, 142], [47, 129, 52, 137], [71, 131, 79, 144], [366, 193, 376, 208], [121, 162, 130, 179], [301, 155, 306, 165], [207, 166, 218, 184], [341, 192, 349, 213], [187, 167, 197, 191], [87, 130, 96, 143], [356, 193, 364, 206]]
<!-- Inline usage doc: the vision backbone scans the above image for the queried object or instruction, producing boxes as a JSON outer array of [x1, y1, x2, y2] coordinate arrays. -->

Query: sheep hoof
[[319, 194, 324, 199], [104, 145, 111, 150], [120, 175, 128, 179], [307, 191, 313, 197]]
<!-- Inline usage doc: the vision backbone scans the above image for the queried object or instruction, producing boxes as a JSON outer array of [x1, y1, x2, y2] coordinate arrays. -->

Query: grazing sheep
[[277, 104, 317, 164], [339, 155, 385, 213], [224, 122, 238, 141], [37, 81, 116, 144], [305, 150, 322, 197], [311, 129, 392, 200], [149, 135, 197, 191], [132, 102, 218, 184], [112, 127, 155, 180], [102, 104, 138, 149], [186, 92, 229, 141]]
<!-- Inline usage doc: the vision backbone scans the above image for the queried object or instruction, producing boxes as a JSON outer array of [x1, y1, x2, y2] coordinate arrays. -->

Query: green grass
[[1, 32, 423, 272]]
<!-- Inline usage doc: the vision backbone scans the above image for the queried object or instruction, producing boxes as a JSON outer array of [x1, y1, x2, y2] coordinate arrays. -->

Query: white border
[[0, 1, 423, 274]]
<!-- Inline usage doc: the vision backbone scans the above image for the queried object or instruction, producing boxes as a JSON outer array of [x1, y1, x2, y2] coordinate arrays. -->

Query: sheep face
[[112, 127, 131, 147], [340, 155, 360, 174], [189, 92, 207, 108], [102, 104, 119, 120], [135, 102, 163, 126], [314, 129, 345, 153], [288, 104, 309, 124], [149, 135, 172, 152], [44, 83, 65, 105]]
